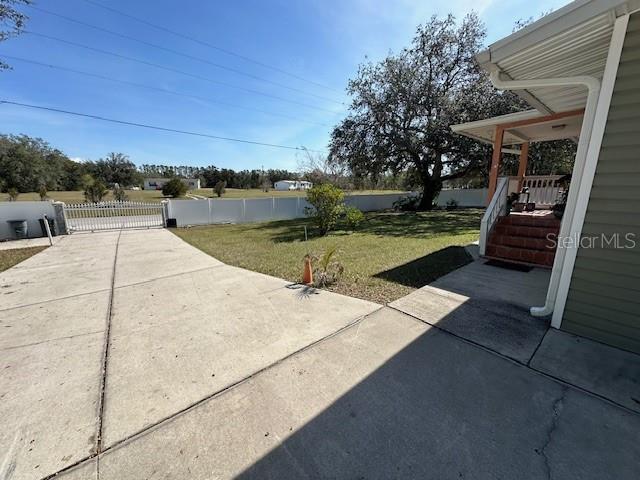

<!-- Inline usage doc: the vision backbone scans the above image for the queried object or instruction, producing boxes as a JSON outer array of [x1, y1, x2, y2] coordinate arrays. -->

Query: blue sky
[[0, 0, 570, 171]]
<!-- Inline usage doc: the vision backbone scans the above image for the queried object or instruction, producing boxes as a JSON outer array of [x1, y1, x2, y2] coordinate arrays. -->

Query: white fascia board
[[478, 0, 635, 68]]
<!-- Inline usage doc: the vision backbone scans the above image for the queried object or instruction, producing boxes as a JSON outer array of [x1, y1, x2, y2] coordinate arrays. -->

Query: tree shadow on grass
[[251, 210, 483, 244], [373, 246, 472, 289]]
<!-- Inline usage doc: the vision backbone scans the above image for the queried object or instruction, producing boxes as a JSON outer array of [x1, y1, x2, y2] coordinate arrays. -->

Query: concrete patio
[[1, 229, 639, 479]]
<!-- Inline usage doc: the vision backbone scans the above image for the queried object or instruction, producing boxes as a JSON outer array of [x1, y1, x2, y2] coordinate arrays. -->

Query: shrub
[[445, 198, 459, 210], [344, 206, 364, 229], [38, 185, 48, 201], [311, 246, 344, 288], [393, 194, 420, 211], [113, 184, 128, 201], [7, 188, 19, 201], [214, 180, 226, 197], [305, 184, 345, 235], [84, 178, 108, 203], [162, 178, 188, 198]]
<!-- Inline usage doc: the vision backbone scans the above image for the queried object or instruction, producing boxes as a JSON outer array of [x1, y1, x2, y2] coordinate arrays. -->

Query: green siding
[[562, 12, 640, 354]]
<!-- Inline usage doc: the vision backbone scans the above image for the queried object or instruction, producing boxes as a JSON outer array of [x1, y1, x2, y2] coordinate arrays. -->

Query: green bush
[[344, 206, 364, 229], [113, 185, 128, 202], [7, 187, 19, 201], [393, 194, 421, 211], [162, 178, 188, 198], [305, 184, 345, 235], [38, 185, 48, 201], [83, 178, 108, 203], [214, 180, 226, 197]]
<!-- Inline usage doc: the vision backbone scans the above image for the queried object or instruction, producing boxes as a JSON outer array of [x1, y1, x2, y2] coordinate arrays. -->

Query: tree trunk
[[418, 180, 439, 210], [417, 152, 443, 211]]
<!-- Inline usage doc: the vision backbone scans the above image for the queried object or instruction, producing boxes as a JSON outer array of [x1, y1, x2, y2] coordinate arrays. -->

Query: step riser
[[493, 225, 559, 239], [489, 235, 556, 251], [500, 215, 561, 229], [486, 244, 555, 267]]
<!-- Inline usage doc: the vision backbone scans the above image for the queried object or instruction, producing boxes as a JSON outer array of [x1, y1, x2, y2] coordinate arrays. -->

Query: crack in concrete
[[538, 387, 567, 480]]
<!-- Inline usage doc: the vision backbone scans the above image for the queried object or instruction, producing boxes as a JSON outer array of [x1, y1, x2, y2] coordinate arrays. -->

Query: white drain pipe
[[488, 70, 601, 318]]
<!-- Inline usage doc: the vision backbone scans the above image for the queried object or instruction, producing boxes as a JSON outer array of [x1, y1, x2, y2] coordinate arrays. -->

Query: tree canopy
[[330, 13, 526, 209], [0, 0, 30, 70]]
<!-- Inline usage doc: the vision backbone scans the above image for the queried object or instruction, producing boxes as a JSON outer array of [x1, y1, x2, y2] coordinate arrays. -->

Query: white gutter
[[489, 70, 601, 318]]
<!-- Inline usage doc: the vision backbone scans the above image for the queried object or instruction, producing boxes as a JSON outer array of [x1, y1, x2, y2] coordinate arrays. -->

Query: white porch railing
[[508, 175, 564, 207], [522, 175, 563, 206], [479, 176, 508, 256]]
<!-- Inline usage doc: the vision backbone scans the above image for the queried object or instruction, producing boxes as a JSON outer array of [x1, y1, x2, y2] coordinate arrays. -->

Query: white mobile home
[[273, 180, 313, 191]]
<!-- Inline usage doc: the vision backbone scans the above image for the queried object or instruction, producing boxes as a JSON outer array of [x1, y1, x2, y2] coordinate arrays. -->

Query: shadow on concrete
[[233, 310, 638, 480], [373, 246, 472, 289]]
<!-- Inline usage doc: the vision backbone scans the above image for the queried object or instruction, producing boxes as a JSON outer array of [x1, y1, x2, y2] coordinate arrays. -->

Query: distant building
[[273, 180, 313, 191], [144, 177, 201, 190]]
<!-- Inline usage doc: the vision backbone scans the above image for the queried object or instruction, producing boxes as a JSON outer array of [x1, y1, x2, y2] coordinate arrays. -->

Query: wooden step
[[498, 213, 560, 229], [486, 243, 555, 267], [488, 234, 557, 251], [493, 223, 560, 239]]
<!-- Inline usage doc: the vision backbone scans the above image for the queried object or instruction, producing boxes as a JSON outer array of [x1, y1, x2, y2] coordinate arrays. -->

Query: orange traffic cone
[[303, 255, 313, 285]]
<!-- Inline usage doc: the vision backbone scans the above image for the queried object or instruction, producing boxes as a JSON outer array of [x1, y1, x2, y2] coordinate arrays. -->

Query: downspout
[[489, 70, 601, 317]]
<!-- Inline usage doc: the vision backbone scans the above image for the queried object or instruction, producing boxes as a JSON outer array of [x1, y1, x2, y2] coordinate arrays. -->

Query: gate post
[[161, 200, 169, 227], [52, 201, 69, 235]]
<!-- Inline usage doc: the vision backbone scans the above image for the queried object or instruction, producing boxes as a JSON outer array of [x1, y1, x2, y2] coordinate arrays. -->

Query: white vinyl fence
[[0, 201, 57, 241], [166, 190, 489, 227], [167, 193, 416, 227], [435, 188, 487, 208]]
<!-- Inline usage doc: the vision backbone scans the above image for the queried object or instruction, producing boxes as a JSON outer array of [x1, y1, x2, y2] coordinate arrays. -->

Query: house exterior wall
[[562, 12, 640, 354]]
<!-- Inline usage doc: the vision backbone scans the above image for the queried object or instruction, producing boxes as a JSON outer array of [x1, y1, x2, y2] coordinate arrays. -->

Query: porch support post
[[516, 141, 529, 190], [487, 125, 504, 204]]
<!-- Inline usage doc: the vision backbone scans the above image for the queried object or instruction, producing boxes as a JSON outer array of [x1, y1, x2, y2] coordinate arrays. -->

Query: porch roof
[[476, 0, 639, 114], [450, 109, 584, 146]]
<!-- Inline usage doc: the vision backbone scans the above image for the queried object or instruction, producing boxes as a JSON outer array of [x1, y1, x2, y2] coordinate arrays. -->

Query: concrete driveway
[[1, 229, 638, 480]]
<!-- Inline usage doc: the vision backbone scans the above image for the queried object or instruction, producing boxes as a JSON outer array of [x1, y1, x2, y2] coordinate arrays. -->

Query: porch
[[451, 108, 583, 268]]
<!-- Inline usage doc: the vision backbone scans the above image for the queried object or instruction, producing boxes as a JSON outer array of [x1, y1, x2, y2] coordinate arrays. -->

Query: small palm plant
[[311, 246, 344, 288]]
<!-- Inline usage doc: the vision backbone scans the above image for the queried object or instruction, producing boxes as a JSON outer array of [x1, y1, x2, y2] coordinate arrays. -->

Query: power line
[[3, 55, 331, 128], [78, 0, 341, 94], [26, 31, 341, 115], [0, 100, 325, 153], [27, 4, 343, 105]]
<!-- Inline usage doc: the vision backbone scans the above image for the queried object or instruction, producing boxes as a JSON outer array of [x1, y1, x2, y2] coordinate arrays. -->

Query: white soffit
[[451, 110, 583, 145], [477, 0, 640, 113]]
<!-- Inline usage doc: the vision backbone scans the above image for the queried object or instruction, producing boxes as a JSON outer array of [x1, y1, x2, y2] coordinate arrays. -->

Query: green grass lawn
[[0, 246, 47, 272], [195, 188, 406, 199], [2, 188, 407, 203], [172, 210, 482, 304]]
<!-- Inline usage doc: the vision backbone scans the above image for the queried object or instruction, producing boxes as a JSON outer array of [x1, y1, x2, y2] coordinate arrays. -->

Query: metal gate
[[63, 201, 165, 232]]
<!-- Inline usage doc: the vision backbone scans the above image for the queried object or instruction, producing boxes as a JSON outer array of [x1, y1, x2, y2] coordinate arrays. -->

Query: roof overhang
[[477, 0, 640, 113], [451, 109, 584, 146]]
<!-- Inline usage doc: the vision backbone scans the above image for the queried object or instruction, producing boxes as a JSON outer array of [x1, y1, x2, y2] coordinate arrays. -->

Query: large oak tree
[[330, 13, 524, 209]]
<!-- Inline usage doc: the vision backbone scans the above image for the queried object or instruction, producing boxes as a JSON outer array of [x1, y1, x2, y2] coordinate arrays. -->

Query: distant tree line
[[0, 134, 307, 193]]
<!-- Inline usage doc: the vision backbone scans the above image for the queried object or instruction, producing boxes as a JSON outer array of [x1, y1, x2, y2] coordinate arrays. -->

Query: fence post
[[52, 201, 69, 235]]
